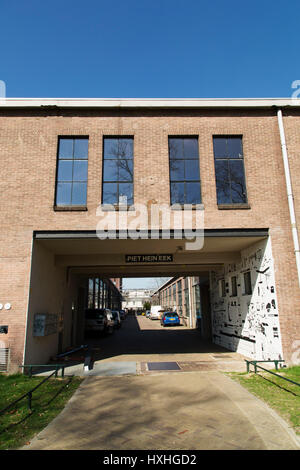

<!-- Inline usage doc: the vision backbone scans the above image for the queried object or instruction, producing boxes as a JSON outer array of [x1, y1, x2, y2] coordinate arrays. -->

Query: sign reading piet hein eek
[[125, 254, 173, 263]]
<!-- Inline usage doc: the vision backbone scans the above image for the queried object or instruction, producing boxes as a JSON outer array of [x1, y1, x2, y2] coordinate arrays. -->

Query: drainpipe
[[188, 277, 193, 328], [277, 109, 300, 286]]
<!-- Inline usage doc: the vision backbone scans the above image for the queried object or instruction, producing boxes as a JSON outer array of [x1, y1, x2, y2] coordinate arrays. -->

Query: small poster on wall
[[33, 314, 58, 337]]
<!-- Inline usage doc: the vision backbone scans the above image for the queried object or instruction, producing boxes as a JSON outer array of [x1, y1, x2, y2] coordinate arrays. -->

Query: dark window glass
[[231, 276, 237, 297], [221, 279, 226, 297], [185, 182, 201, 204], [72, 182, 87, 205], [229, 160, 247, 203], [169, 137, 201, 205], [185, 160, 200, 180], [244, 271, 252, 295], [227, 138, 243, 159], [55, 137, 88, 206], [170, 160, 185, 181], [213, 136, 247, 205], [103, 138, 119, 158], [119, 183, 133, 205], [74, 139, 89, 159], [184, 138, 199, 158], [119, 160, 133, 182], [57, 160, 73, 182], [119, 139, 133, 158], [213, 137, 227, 158], [58, 139, 73, 159], [102, 183, 118, 205], [73, 160, 88, 181], [169, 138, 184, 159], [170, 182, 185, 204], [103, 138, 133, 159], [102, 137, 134, 205], [85, 310, 105, 320], [103, 160, 118, 181], [215, 160, 231, 204], [56, 182, 72, 205]]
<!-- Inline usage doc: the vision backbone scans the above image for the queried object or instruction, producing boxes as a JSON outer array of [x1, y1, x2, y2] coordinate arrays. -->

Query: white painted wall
[[210, 238, 284, 360]]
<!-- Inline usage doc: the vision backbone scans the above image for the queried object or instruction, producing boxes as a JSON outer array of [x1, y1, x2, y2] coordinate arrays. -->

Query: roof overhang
[[1, 97, 300, 110]]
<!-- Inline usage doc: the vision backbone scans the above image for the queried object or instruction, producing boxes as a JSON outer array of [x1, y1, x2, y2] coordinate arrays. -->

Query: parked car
[[160, 312, 180, 327], [145, 310, 151, 318], [111, 310, 121, 329], [104, 309, 115, 334], [150, 305, 163, 319], [119, 310, 126, 320], [150, 309, 165, 320], [84, 308, 114, 336]]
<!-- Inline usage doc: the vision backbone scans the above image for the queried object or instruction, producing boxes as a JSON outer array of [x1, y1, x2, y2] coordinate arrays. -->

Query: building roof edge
[[1, 97, 299, 109]]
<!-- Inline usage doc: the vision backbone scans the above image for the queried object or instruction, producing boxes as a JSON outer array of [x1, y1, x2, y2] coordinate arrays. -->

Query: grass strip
[[0, 373, 83, 450], [227, 365, 300, 435]]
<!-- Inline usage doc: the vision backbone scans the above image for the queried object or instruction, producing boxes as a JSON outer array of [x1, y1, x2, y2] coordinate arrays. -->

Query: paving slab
[[85, 361, 137, 376], [23, 315, 299, 450], [23, 371, 300, 450]]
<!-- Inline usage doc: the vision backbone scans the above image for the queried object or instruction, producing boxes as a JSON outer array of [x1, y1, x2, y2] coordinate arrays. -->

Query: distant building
[[152, 276, 210, 336], [122, 289, 155, 311], [110, 278, 123, 292]]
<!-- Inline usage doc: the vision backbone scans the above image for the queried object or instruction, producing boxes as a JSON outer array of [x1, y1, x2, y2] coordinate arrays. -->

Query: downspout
[[188, 277, 193, 328], [277, 109, 300, 286]]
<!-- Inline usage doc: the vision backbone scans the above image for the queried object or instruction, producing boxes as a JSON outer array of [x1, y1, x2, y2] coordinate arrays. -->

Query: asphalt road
[[88, 313, 238, 362]]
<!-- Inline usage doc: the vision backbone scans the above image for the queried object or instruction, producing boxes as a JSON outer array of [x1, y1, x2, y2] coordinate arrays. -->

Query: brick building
[[110, 278, 123, 292], [0, 98, 299, 372]]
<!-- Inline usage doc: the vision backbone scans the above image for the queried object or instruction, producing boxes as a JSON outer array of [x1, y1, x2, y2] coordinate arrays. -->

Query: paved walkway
[[24, 371, 299, 450], [24, 316, 300, 450]]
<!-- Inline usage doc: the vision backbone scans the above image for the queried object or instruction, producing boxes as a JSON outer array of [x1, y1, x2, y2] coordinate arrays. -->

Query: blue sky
[[2, 1, 299, 289], [1, 0, 299, 99], [123, 277, 170, 289]]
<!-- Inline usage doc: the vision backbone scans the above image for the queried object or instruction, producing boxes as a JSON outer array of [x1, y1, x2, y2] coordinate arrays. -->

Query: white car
[[150, 310, 164, 320]]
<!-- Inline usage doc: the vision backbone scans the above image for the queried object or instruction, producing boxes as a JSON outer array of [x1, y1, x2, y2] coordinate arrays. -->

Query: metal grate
[[0, 348, 9, 372], [147, 362, 180, 371]]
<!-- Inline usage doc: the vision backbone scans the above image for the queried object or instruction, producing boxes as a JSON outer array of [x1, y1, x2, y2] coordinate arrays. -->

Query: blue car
[[160, 312, 180, 327]]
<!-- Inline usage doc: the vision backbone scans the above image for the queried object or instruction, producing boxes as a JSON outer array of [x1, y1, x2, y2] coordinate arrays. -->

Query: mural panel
[[210, 238, 283, 360]]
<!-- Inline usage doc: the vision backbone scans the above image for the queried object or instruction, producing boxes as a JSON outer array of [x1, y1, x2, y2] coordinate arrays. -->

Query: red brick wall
[[0, 107, 299, 367]]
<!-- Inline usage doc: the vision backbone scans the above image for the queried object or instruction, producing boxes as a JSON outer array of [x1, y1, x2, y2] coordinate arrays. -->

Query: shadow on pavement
[[85, 314, 232, 362]]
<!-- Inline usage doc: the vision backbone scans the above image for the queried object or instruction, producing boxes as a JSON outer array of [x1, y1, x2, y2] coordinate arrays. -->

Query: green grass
[[228, 366, 300, 435], [0, 373, 83, 450]]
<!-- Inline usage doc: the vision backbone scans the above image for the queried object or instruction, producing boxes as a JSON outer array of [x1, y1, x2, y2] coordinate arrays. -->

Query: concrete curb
[[213, 373, 300, 450]]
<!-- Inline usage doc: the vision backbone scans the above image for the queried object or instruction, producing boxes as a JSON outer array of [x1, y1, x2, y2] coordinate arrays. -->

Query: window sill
[[171, 204, 204, 210], [54, 205, 88, 212], [101, 204, 135, 212], [217, 203, 251, 210]]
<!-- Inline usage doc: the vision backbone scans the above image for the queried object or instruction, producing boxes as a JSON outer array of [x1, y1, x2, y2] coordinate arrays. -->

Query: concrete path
[[24, 371, 300, 450], [25, 315, 300, 450]]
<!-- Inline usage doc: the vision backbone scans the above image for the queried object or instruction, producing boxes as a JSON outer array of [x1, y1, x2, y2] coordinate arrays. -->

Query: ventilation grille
[[0, 348, 9, 372]]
